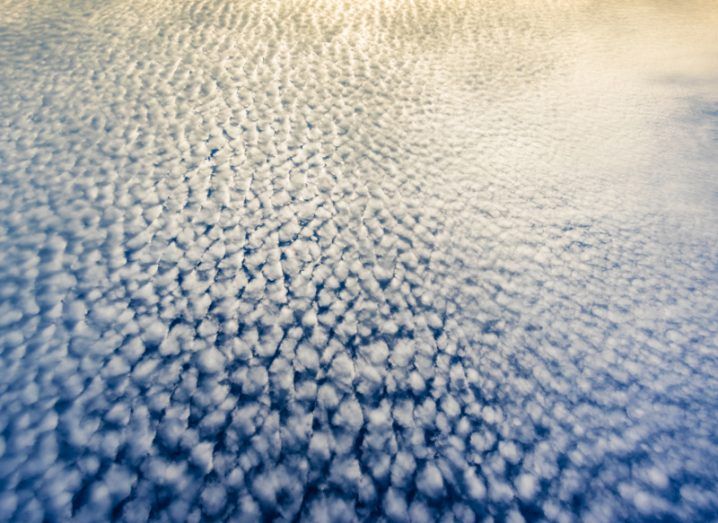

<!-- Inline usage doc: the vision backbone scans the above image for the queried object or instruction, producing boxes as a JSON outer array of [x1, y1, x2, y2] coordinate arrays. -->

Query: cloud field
[[0, 0, 717, 521]]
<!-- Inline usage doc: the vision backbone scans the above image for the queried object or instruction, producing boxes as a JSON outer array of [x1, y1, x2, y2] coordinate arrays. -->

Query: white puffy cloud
[[1, 0, 717, 521]]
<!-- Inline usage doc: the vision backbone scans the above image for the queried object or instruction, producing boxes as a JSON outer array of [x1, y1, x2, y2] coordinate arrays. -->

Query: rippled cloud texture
[[1, 0, 717, 521]]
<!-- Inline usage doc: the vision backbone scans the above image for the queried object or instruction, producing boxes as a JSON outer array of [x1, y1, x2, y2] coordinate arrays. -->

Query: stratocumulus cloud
[[0, 0, 717, 521]]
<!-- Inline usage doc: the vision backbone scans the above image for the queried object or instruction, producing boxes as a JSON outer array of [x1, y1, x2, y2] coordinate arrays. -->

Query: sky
[[0, 0, 717, 521]]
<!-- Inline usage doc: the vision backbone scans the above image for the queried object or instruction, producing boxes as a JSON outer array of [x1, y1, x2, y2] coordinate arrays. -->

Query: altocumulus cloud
[[1, 0, 718, 521]]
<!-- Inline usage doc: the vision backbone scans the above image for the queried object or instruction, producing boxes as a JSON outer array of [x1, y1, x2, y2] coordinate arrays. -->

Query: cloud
[[0, 0, 717, 521]]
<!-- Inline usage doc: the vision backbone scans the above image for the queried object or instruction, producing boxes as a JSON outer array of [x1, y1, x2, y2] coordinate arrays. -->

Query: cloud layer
[[1, 0, 717, 521]]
